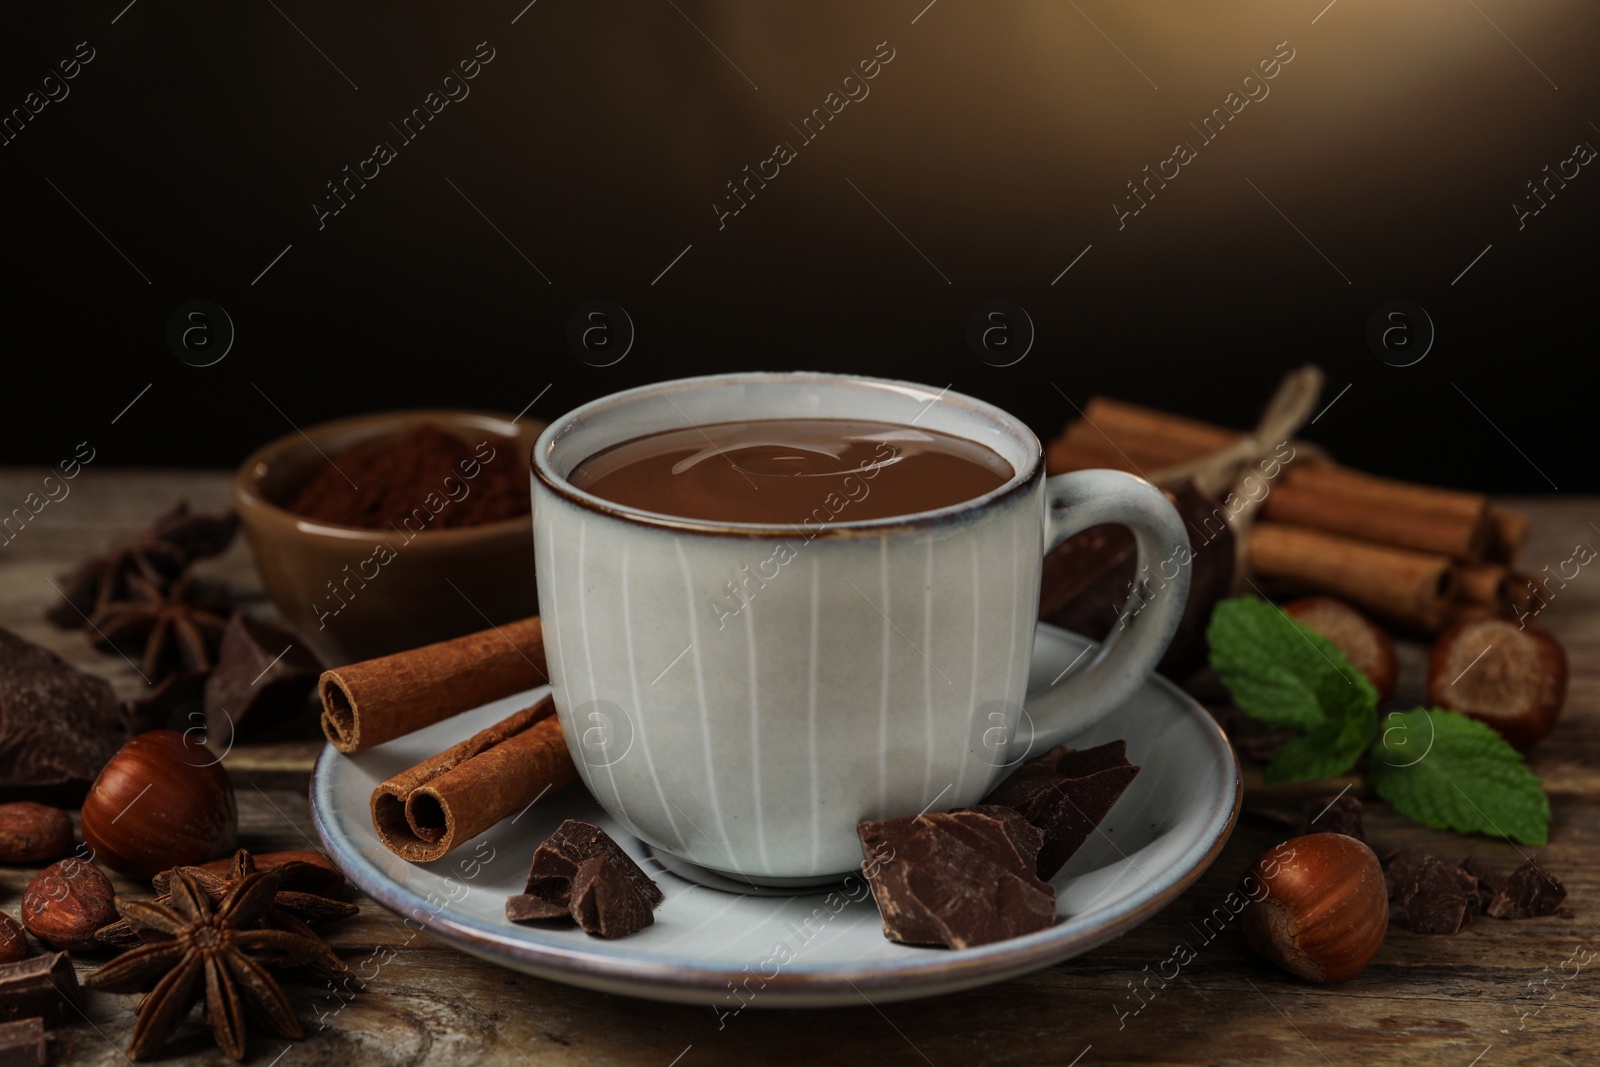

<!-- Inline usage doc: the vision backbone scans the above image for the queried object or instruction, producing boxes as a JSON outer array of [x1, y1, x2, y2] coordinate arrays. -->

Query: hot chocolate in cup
[[531, 372, 1189, 882]]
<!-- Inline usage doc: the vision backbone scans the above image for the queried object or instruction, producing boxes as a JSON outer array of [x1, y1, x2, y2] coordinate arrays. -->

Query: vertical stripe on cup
[[808, 554, 822, 873], [746, 592, 770, 870], [673, 538, 734, 863], [578, 520, 629, 825], [622, 546, 685, 850], [877, 535, 891, 814]]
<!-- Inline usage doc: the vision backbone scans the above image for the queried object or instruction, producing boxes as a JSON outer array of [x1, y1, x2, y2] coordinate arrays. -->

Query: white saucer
[[309, 623, 1240, 1007]]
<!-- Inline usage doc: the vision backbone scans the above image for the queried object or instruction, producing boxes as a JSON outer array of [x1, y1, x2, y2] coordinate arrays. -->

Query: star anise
[[90, 575, 232, 683], [98, 851, 357, 982], [46, 501, 239, 628], [86, 869, 328, 1061]]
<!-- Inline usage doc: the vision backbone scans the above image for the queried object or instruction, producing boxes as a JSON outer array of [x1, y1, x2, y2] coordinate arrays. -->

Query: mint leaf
[[1368, 709, 1550, 845], [1206, 597, 1379, 731], [1265, 709, 1376, 785]]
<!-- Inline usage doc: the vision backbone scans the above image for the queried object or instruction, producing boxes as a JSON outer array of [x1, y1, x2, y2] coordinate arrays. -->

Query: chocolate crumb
[[858, 806, 1055, 949], [1399, 855, 1477, 935], [1486, 857, 1568, 920], [1300, 793, 1365, 842], [980, 740, 1140, 879]]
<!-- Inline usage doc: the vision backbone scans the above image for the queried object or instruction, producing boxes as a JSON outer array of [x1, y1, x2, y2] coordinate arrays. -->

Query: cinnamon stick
[[1485, 506, 1529, 565], [1044, 435, 1141, 477], [1261, 466, 1490, 561], [320, 616, 548, 754], [1460, 563, 1511, 610], [1078, 397, 1242, 465], [1249, 523, 1459, 633], [371, 695, 579, 862]]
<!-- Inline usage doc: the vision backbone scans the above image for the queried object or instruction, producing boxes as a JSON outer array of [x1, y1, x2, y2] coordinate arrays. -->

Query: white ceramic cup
[[531, 372, 1190, 881]]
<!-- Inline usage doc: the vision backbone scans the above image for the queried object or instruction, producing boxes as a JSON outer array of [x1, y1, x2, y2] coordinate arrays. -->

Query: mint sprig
[[1368, 710, 1551, 846], [1206, 597, 1550, 845]]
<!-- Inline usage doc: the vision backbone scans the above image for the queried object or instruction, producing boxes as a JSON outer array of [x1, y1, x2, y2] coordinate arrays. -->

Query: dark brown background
[[2, 0, 1595, 490]]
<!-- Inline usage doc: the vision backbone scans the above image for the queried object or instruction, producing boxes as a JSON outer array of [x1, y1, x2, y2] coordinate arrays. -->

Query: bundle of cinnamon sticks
[[1046, 396, 1529, 634], [320, 617, 579, 862]]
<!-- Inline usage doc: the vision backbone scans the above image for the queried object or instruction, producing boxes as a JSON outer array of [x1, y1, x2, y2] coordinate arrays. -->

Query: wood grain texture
[[2, 469, 1596, 1066]]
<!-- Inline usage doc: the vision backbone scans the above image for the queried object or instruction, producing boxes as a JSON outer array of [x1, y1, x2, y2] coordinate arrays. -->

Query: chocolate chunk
[[0, 1018, 45, 1067], [506, 820, 661, 936], [1301, 793, 1365, 842], [202, 613, 324, 746], [522, 819, 661, 905], [1398, 855, 1476, 935], [0, 628, 130, 797], [981, 740, 1140, 879], [569, 856, 657, 938], [0, 952, 82, 1025], [124, 669, 208, 733], [1486, 856, 1568, 920], [858, 806, 1056, 949]]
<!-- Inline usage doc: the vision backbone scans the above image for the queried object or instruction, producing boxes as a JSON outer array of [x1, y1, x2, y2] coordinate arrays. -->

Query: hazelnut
[[21, 857, 117, 953], [80, 730, 237, 879], [0, 802, 75, 864], [1427, 618, 1567, 748], [0, 910, 31, 963], [1240, 833, 1388, 984], [1283, 597, 1397, 701]]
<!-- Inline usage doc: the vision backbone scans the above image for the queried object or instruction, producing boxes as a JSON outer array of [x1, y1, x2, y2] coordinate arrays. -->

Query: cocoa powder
[[286, 424, 529, 530]]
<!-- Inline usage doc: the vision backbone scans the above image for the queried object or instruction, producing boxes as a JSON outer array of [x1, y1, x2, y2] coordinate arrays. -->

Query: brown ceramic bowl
[[234, 410, 544, 665]]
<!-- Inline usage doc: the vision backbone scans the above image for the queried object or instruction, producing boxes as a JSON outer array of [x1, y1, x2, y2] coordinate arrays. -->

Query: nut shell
[[1427, 618, 1566, 748], [0, 910, 31, 963], [1241, 833, 1388, 984], [1283, 597, 1398, 701], [0, 802, 74, 864], [20, 858, 117, 953], [80, 730, 237, 879]]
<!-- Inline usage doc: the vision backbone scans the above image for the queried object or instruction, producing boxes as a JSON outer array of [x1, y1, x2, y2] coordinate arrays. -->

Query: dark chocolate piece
[[521, 819, 661, 905], [1486, 857, 1568, 920], [1398, 855, 1476, 935], [858, 806, 1056, 949], [0, 628, 130, 796], [1301, 793, 1365, 842], [506, 820, 661, 935], [203, 613, 324, 746], [0, 1018, 45, 1067], [569, 856, 656, 938], [0, 952, 82, 1025], [124, 669, 208, 733], [981, 740, 1140, 879]]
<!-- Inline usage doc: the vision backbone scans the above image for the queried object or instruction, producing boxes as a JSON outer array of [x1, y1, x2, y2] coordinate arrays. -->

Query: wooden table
[[3, 469, 1595, 1066]]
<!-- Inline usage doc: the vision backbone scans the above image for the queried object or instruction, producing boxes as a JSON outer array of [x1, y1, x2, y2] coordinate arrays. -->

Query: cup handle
[[1028, 468, 1191, 749]]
